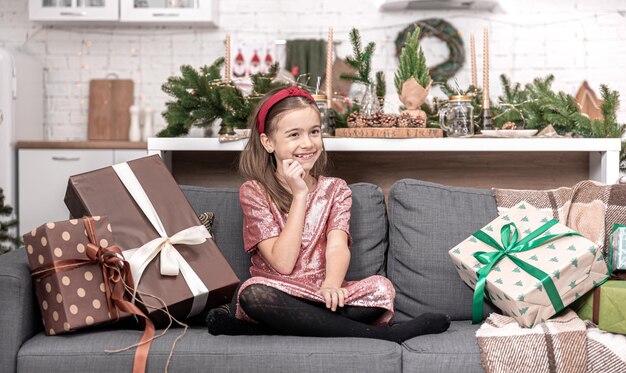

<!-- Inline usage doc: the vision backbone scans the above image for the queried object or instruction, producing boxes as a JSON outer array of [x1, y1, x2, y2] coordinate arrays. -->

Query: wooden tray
[[335, 127, 443, 138]]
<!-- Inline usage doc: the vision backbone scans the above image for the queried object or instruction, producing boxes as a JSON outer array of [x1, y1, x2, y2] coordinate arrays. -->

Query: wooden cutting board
[[88, 79, 134, 141], [335, 127, 443, 138]]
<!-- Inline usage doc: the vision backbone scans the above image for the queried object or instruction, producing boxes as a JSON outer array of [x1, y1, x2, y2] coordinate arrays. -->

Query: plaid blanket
[[494, 180, 626, 260], [477, 310, 626, 373]]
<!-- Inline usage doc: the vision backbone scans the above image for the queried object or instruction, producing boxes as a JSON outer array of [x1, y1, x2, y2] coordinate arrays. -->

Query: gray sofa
[[0, 179, 501, 372]]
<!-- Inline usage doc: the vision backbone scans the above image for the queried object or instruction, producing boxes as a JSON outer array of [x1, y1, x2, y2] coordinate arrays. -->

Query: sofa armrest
[[0, 249, 42, 373]]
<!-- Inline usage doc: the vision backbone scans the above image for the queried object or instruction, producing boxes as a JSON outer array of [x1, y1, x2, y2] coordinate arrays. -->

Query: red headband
[[256, 86, 315, 134]]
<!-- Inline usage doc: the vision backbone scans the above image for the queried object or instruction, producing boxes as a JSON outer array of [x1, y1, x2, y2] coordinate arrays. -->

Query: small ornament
[[502, 121, 517, 130], [249, 50, 261, 75], [233, 49, 246, 78], [263, 50, 273, 74], [575, 81, 603, 121]]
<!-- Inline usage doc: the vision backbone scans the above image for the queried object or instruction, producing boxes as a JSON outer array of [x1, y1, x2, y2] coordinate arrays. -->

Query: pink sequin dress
[[235, 176, 395, 326]]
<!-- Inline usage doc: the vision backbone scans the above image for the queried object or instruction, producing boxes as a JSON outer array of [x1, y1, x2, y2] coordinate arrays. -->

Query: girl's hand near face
[[282, 159, 308, 197]]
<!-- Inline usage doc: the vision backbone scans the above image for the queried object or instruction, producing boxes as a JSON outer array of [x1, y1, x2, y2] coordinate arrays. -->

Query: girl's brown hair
[[239, 87, 328, 213]]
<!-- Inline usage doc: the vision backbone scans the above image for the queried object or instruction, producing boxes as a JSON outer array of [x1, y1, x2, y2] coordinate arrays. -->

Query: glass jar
[[359, 84, 380, 118], [312, 94, 334, 136], [439, 95, 474, 137]]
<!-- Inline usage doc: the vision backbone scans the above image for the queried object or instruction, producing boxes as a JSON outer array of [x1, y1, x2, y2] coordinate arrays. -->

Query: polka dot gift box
[[23, 216, 131, 335], [448, 202, 610, 328]]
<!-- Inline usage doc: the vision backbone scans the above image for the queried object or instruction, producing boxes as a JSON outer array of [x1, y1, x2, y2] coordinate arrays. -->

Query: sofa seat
[[18, 328, 402, 373], [402, 321, 483, 373]]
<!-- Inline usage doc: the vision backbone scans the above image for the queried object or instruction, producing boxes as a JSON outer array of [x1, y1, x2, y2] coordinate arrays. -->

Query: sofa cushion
[[18, 328, 402, 373], [180, 182, 387, 309], [343, 182, 388, 280], [387, 179, 498, 322], [402, 321, 483, 372]]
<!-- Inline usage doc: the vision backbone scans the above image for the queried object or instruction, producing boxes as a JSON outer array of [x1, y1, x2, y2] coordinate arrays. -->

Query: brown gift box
[[64, 155, 239, 325], [23, 216, 128, 335]]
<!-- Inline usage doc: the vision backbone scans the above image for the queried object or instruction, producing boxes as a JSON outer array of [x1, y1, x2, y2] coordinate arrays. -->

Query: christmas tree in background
[[394, 25, 431, 93], [0, 188, 20, 254]]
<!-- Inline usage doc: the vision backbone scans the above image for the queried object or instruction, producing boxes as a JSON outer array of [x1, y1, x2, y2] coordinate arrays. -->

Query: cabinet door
[[29, 0, 119, 22], [120, 0, 218, 25], [113, 149, 148, 164], [18, 149, 113, 235]]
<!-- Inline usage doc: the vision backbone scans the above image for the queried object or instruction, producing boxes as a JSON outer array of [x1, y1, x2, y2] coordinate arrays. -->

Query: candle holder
[[482, 107, 493, 131], [312, 94, 335, 136]]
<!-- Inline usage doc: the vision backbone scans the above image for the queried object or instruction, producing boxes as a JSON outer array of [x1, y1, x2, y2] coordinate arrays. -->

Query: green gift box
[[574, 279, 626, 335]]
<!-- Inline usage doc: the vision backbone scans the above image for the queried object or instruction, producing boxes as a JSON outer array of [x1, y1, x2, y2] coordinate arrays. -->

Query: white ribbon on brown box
[[112, 162, 210, 317]]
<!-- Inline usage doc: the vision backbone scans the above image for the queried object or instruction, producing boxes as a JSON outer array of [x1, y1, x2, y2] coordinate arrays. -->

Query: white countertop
[[148, 137, 621, 152]]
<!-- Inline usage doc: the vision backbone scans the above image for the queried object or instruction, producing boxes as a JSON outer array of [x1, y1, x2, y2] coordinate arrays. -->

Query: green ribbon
[[471, 219, 581, 324]]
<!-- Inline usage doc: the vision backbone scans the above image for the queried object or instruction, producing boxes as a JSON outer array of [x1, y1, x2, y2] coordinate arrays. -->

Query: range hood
[[380, 0, 499, 11]]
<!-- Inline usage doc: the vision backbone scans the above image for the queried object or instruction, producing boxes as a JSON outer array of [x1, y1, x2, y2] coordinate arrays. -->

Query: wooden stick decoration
[[326, 26, 333, 104], [225, 33, 231, 83], [482, 26, 493, 130], [470, 32, 477, 88], [482, 27, 489, 109]]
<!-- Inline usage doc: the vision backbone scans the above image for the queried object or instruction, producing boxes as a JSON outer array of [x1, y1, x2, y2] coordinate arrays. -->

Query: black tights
[[207, 284, 450, 343]]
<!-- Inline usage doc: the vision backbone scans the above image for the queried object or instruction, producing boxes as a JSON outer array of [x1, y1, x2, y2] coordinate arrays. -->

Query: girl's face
[[261, 106, 323, 175]]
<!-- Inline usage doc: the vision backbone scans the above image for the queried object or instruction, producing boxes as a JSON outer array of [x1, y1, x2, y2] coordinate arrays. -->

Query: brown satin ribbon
[[30, 217, 154, 373], [591, 271, 626, 325]]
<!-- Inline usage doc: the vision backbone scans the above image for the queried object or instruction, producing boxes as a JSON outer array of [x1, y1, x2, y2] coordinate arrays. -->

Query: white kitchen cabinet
[[120, 0, 218, 25], [28, 0, 119, 22], [113, 149, 148, 163], [28, 0, 218, 24], [18, 149, 113, 235]]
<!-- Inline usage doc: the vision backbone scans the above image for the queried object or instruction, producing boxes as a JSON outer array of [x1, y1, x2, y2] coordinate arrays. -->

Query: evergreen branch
[[340, 28, 375, 85]]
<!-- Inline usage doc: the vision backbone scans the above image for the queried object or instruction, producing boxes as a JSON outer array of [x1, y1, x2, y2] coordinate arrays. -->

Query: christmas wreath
[[395, 18, 464, 83]]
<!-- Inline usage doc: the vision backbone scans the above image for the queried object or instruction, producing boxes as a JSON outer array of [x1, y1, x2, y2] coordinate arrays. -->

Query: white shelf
[[148, 137, 621, 152], [147, 137, 621, 185]]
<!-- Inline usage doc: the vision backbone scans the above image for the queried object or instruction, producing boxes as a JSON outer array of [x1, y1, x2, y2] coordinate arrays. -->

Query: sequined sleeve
[[240, 181, 280, 253], [326, 179, 353, 246]]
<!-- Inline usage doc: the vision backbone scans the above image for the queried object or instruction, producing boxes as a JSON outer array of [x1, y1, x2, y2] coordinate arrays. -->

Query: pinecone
[[367, 111, 384, 127], [502, 121, 517, 130], [413, 116, 426, 128], [381, 113, 397, 128], [347, 112, 361, 128], [397, 112, 412, 128]]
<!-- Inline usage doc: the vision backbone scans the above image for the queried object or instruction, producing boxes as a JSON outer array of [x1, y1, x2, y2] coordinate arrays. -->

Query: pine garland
[[394, 25, 431, 93], [0, 188, 20, 254], [158, 59, 289, 137]]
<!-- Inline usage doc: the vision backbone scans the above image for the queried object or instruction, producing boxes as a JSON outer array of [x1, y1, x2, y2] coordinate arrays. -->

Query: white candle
[[326, 27, 333, 105], [225, 33, 231, 83], [470, 32, 477, 88], [483, 26, 490, 109]]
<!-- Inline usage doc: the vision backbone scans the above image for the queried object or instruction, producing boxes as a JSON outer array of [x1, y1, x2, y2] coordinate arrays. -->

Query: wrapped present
[[24, 216, 154, 372], [449, 202, 610, 328], [610, 224, 626, 271], [573, 278, 626, 335], [64, 155, 239, 325]]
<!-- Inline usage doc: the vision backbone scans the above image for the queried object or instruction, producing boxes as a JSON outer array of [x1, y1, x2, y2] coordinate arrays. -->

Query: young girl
[[207, 86, 450, 342]]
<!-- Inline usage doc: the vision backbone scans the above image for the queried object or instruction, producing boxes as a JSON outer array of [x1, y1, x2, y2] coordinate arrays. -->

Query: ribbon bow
[[470, 219, 581, 324], [112, 162, 210, 317]]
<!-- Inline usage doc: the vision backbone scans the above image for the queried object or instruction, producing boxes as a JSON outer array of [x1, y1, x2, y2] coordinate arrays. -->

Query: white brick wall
[[1, 0, 626, 139]]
